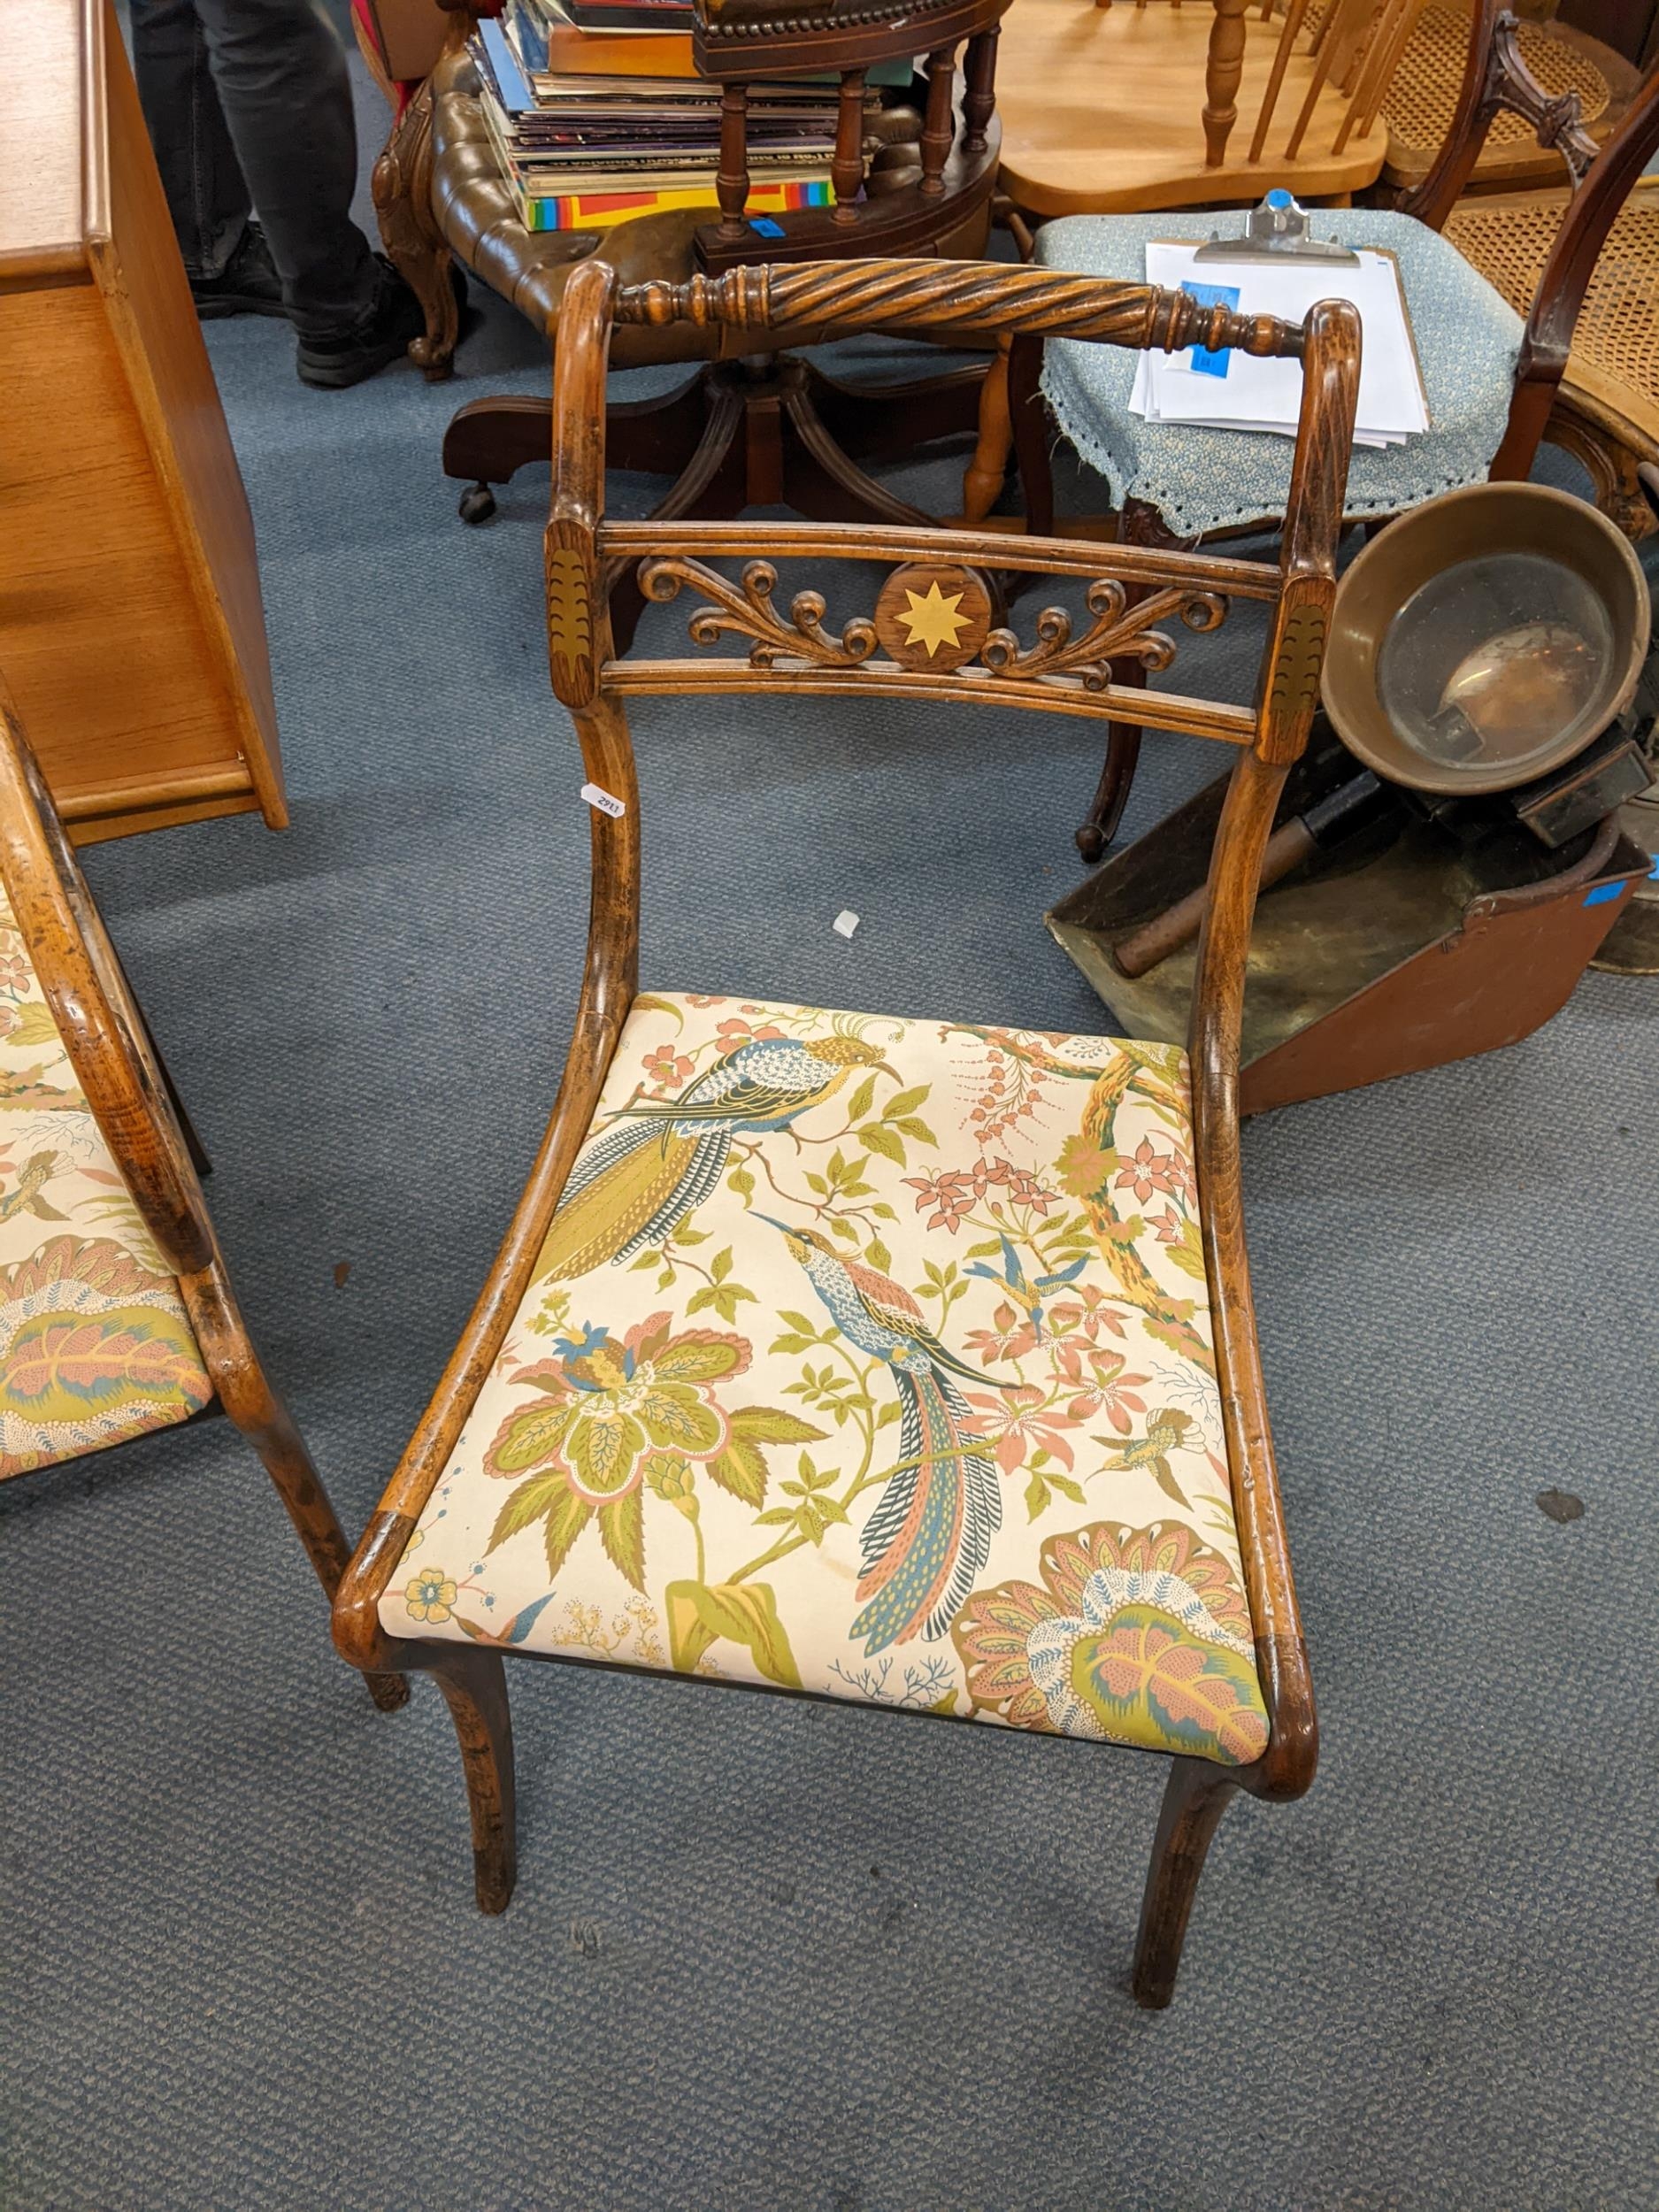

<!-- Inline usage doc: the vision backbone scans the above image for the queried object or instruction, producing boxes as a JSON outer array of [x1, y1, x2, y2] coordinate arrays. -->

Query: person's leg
[[187, 0, 378, 337], [129, 0, 251, 283]]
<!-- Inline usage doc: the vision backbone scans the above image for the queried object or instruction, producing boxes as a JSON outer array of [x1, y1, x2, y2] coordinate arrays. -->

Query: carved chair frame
[[0, 678, 404, 1710], [333, 255, 1361, 2008]]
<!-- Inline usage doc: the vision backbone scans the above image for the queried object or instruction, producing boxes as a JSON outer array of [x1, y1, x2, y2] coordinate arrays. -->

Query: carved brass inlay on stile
[[1268, 601, 1327, 723], [547, 545, 594, 696]]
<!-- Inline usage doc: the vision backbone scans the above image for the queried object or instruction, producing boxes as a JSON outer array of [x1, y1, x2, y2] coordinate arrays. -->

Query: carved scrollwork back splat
[[1488, 13, 1600, 188], [641, 557, 877, 668], [635, 557, 1230, 692], [982, 579, 1228, 691]]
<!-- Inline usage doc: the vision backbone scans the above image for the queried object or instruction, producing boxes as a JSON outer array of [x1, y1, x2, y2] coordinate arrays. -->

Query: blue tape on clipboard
[[1179, 280, 1243, 380]]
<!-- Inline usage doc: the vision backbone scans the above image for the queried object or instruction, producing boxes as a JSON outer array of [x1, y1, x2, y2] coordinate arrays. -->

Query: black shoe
[[295, 256, 428, 390], [191, 223, 288, 320]]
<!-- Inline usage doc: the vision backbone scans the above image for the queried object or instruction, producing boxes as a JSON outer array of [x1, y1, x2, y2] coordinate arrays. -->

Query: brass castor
[[458, 481, 496, 526]]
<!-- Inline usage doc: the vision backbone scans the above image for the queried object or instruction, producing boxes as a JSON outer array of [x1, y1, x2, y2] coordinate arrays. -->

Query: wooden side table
[[375, 0, 1008, 622]]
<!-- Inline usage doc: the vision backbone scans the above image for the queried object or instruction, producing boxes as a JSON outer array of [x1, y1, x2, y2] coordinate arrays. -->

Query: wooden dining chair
[[964, 0, 1419, 568], [333, 253, 1360, 2008], [980, 0, 1659, 859], [0, 672, 404, 1710]]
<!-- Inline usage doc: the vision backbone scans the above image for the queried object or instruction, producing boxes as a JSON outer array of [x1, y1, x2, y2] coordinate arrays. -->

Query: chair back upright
[[0, 675, 211, 1282]]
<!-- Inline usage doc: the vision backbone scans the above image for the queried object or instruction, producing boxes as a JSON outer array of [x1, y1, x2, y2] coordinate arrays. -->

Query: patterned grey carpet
[[3, 44, 1657, 2212]]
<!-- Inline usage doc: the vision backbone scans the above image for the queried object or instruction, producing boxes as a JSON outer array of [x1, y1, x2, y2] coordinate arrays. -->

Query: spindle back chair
[[1217, 0, 1424, 173], [334, 254, 1362, 2008]]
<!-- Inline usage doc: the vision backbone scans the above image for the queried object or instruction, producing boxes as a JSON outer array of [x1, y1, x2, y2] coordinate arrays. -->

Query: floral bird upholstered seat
[[0, 882, 210, 1478], [378, 992, 1270, 1766]]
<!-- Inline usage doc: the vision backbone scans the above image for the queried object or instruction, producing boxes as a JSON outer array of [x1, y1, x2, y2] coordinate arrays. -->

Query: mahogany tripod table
[[373, 4, 1010, 647], [445, 349, 992, 649]]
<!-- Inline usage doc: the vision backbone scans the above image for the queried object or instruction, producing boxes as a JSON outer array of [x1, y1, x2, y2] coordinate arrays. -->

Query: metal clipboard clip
[[1192, 188, 1361, 266]]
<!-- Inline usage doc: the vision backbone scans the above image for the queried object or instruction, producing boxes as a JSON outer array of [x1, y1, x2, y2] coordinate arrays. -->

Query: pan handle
[[1474, 813, 1623, 916]]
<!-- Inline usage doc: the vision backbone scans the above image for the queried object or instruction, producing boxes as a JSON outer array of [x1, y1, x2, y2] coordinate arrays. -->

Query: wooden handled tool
[[1111, 770, 1386, 979]]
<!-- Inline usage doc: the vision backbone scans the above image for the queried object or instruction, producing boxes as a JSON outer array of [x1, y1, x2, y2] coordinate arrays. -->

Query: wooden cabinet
[[0, 0, 288, 843]]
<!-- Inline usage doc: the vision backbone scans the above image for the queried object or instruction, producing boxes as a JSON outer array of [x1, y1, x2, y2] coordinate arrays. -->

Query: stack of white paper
[[1131, 241, 1430, 451]]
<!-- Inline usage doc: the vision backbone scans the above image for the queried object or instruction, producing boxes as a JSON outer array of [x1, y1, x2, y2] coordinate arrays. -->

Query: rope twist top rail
[[613, 257, 1309, 357]]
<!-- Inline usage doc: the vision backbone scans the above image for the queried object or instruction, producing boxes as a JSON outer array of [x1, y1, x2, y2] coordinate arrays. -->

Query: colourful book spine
[[522, 177, 833, 230]]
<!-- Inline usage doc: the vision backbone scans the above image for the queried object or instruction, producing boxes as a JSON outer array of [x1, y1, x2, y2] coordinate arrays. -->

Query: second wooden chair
[[0, 674, 403, 1713], [983, 0, 1659, 857]]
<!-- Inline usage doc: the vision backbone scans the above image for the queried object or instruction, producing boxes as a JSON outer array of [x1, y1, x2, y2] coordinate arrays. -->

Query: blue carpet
[[3, 53, 1658, 2212]]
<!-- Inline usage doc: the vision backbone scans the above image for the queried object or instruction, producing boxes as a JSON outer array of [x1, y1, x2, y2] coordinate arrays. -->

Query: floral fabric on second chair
[[0, 887, 211, 1478], [380, 994, 1270, 1767]]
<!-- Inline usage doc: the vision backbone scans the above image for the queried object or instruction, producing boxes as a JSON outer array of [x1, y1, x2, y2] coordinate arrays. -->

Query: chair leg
[[370, 75, 459, 381], [241, 1392, 411, 1714], [433, 1649, 518, 1915], [1007, 332, 1055, 537], [1076, 718, 1142, 864], [1077, 569, 1149, 863], [962, 334, 1012, 521], [184, 1271, 411, 1714], [1132, 1755, 1240, 2009]]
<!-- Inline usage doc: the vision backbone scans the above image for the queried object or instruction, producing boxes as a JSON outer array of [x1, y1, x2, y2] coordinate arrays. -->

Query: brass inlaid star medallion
[[872, 564, 993, 673], [898, 580, 969, 657]]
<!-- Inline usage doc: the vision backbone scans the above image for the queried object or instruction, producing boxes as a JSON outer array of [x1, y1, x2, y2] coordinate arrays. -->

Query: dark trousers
[[130, 0, 377, 336]]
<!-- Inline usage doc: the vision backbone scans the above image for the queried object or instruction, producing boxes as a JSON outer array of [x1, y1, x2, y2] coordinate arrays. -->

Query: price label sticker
[[580, 783, 627, 818]]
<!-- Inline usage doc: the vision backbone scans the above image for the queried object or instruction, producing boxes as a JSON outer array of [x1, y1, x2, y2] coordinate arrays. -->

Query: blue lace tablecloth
[[1033, 209, 1524, 539]]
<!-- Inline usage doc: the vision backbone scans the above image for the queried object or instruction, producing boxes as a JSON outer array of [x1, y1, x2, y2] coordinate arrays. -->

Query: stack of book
[[475, 1, 872, 234]]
